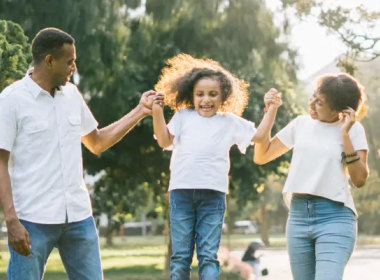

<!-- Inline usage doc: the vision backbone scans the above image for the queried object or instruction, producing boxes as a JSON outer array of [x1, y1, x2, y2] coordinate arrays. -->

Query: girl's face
[[193, 78, 222, 118], [308, 91, 340, 123]]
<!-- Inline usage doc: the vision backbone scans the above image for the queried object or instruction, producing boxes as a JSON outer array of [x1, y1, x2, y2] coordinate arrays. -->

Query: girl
[[151, 53, 281, 280], [254, 73, 369, 280]]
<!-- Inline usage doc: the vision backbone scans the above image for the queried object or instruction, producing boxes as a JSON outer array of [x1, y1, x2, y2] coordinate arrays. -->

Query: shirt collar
[[24, 69, 65, 98]]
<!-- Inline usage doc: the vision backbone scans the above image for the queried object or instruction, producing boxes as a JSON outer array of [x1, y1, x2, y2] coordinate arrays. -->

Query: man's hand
[[139, 90, 157, 116], [7, 217, 31, 256]]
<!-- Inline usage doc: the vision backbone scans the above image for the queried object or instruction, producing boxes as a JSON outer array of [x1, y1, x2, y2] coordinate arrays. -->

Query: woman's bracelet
[[346, 157, 361, 165], [343, 151, 358, 158], [341, 151, 358, 162]]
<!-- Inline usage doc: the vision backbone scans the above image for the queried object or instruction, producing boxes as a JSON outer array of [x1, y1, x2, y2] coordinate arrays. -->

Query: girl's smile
[[193, 78, 222, 118]]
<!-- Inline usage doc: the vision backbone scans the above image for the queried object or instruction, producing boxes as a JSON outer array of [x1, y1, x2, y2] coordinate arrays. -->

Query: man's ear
[[44, 54, 54, 69]]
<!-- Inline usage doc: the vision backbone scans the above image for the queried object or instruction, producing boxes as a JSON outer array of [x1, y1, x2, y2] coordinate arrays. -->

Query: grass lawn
[[1, 233, 380, 279], [0, 249, 168, 280]]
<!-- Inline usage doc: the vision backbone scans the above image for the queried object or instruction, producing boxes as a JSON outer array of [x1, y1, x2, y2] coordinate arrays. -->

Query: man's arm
[[0, 149, 31, 256], [82, 90, 157, 155]]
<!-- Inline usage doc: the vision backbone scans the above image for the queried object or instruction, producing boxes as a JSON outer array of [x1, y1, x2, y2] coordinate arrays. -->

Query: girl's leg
[[314, 205, 357, 280], [169, 189, 196, 280], [286, 196, 316, 280], [194, 189, 226, 280]]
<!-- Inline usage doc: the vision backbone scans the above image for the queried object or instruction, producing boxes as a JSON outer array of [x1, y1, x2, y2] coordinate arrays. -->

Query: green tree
[[281, 0, 380, 74], [350, 58, 380, 234], [0, 0, 301, 250], [0, 20, 31, 90], [0, 19, 31, 259]]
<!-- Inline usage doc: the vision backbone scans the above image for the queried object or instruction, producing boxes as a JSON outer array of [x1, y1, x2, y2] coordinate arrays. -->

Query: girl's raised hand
[[264, 88, 282, 110], [155, 92, 165, 106]]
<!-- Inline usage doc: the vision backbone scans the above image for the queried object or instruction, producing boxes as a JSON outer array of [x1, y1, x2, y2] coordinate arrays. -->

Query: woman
[[254, 73, 369, 280]]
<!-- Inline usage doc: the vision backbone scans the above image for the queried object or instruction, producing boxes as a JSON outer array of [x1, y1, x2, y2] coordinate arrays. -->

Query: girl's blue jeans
[[169, 189, 226, 280]]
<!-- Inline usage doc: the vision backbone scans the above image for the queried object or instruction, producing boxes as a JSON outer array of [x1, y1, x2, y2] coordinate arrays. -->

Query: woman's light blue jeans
[[286, 195, 357, 280]]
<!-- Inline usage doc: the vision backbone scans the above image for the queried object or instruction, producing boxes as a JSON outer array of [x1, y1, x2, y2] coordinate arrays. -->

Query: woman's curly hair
[[316, 73, 367, 118], [155, 54, 250, 116]]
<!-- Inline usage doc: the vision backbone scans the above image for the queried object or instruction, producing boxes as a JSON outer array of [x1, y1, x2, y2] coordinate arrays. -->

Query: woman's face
[[308, 91, 340, 123]]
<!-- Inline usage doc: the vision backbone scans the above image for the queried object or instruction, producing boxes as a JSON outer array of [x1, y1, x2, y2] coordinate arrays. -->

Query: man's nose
[[71, 62, 77, 72]]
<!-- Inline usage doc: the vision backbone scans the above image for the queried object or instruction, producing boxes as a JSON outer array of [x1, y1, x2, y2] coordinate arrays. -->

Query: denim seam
[[170, 198, 176, 217], [59, 249, 74, 280], [9, 248, 14, 280]]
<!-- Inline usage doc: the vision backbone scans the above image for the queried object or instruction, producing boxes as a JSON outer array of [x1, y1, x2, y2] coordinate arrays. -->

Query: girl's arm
[[341, 108, 369, 188], [152, 94, 174, 148]]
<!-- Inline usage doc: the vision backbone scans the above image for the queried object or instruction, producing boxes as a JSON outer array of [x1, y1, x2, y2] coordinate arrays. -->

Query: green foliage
[[281, 0, 380, 74], [0, 20, 31, 90], [351, 58, 380, 234], [0, 0, 299, 228]]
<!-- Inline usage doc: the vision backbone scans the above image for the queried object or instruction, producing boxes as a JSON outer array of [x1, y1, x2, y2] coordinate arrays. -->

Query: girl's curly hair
[[155, 54, 249, 116]]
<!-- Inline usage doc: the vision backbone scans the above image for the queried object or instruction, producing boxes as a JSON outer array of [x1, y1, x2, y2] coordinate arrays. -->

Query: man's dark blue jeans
[[7, 216, 102, 280]]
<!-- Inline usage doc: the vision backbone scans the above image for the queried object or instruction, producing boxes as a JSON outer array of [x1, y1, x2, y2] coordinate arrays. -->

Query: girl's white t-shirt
[[276, 115, 369, 215], [167, 109, 257, 193]]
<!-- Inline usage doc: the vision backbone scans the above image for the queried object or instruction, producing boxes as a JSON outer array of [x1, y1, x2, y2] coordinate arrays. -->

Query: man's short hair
[[32, 28, 75, 64]]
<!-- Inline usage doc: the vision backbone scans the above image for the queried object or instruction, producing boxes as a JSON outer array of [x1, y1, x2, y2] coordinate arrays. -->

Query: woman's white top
[[167, 109, 257, 193], [276, 115, 369, 215]]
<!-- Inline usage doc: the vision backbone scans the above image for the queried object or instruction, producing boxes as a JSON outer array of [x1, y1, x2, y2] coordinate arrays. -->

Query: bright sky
[[265, 0, 380, 80]]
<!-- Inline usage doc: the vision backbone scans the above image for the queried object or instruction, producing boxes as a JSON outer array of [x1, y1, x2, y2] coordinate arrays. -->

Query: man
[[0, 28, 160, 279]]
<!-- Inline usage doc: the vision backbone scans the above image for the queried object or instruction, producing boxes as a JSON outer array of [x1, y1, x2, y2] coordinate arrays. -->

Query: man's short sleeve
[[0, 90, 17, 152], [77, 89, 98, 137]]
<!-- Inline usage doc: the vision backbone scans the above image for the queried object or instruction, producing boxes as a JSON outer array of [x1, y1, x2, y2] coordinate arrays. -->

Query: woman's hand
[[341, 107, 356, 135]]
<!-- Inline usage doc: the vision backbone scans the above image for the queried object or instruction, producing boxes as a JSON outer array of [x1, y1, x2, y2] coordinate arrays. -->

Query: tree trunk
[[105, 214, 114, 247], [106, 230, 114, 247], [141, 212, 147, 237], [260, 200, 270, 246], [363, 118, 380, 176]]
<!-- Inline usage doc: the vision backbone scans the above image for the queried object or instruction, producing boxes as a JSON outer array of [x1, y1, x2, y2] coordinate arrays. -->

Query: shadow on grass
[[0, 265, 165, 280], [0, 268, 242, 280]]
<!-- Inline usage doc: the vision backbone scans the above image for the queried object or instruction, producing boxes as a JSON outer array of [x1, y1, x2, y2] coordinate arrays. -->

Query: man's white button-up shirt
[[0, 70, 98, 224]]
